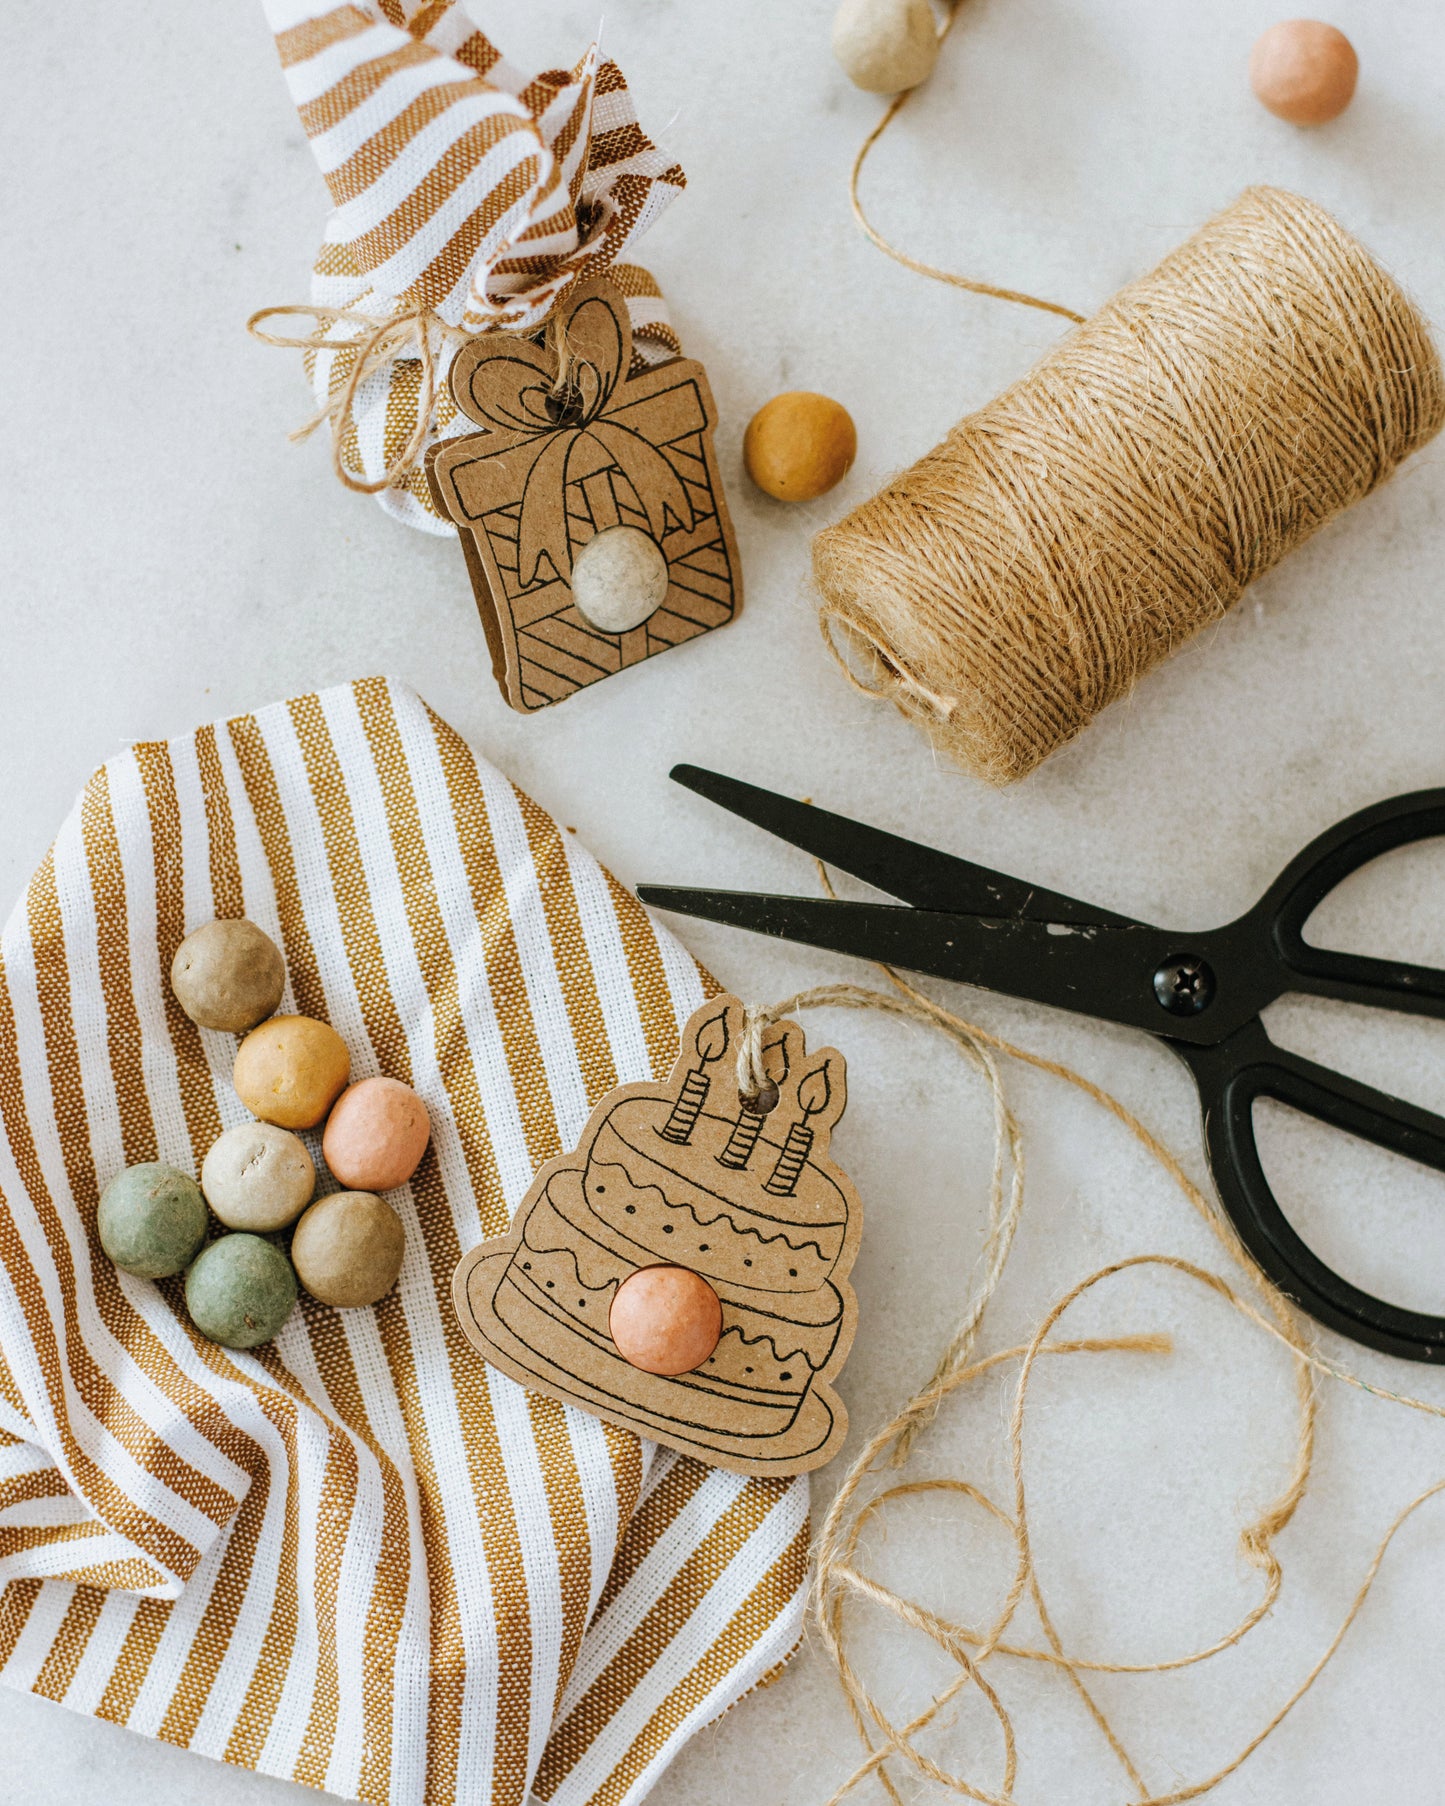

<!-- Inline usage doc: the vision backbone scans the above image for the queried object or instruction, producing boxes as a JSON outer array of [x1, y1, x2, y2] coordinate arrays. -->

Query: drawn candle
[[660, 1010, 729, 1144], [718, 1038, 787, 1171], [764, 1065, 831, 1197]]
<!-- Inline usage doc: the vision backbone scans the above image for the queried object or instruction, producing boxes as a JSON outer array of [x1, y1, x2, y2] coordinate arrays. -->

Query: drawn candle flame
[[764, 1063, 832, 1197], [660, 1009, 730, 1145]]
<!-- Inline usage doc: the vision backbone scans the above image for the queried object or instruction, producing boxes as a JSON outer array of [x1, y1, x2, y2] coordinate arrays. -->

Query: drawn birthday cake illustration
[[453, 996, 861, 1474]]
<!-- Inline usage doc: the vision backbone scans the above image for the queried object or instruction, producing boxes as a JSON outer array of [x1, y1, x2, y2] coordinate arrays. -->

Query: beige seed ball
[[1249, 20, 1357, 125], [571, 526, 670, 633], [171, 919, 285, 1033], [233, 1015, 351, 1130], [832, 0, 939, 93], [744, 392, 858, 503], [201, 1121, 315, 1232], [291, 1191, 406, 1308]]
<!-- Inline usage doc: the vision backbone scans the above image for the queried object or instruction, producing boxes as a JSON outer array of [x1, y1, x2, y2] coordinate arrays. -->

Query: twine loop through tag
[[247, 298, 602, 501]]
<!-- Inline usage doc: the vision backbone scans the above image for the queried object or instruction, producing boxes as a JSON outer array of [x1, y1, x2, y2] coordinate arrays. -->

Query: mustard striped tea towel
[[0, 677, 808, 1804], [261, 0, 687, 532]]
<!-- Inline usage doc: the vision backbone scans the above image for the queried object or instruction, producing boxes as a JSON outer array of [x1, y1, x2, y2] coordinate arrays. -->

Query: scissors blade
[[636, 888, 1181, 1035], [668, 765, 1130, 924]]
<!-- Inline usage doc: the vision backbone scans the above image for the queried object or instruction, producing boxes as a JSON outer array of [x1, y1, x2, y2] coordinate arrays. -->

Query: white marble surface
[[6, 1, 1445, 1800]]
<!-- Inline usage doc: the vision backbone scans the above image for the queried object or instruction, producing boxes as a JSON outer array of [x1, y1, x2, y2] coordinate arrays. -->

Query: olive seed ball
[[170, 919, 286, 1033], [322, 1077, 431, 1192], [185, 1234, 298, 1349], [233, 1015, 351, 1129], [291, 1191, 406, 1309], [98, 1162, 208, 1279], [201, 1121, 315, 1232]]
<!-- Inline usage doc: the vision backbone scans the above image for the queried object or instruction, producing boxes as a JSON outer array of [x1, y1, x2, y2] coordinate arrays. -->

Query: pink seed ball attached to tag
[[610, 1265, 723, 1376], [323, 1076, 431, 1191], [1249, 20, 1357, 124]]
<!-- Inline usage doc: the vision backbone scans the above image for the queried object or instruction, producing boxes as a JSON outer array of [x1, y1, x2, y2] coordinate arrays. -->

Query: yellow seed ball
[[1249, 20, 1358, 125], [233, 1015, 351, 1130], [744, 392, 857, 503]]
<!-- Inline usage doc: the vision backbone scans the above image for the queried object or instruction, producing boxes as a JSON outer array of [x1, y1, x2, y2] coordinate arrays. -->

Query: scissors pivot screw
[[1152, 955, 1216, 1016]]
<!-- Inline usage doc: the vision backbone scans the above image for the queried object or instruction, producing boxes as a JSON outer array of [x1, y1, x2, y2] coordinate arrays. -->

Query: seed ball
[[609, 1265, 722, 1376], [170, 919, 285, 1033], [185, 1233, 298, 1349], [322, 1077, 431, 1192], [832, 0, 940, 94], [291, 1191, 406, 1309], [744, 392, 857, 502], [202, 1121, 315, 1232], [1249, 20, 1357, 125], [98, 1162, 208, 1279], [233, 1015, 350, 1130], [571, 525, 670, 634]]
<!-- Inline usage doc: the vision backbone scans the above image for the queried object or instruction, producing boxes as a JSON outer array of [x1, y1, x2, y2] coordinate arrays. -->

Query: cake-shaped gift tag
[[453, 997, 861, 1475], [426, 276, 742, 713]]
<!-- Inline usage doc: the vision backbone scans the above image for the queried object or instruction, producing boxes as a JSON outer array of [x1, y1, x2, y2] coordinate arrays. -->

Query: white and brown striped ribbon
[[0, 677, 807, 1804], [262, 0, 686, 531]]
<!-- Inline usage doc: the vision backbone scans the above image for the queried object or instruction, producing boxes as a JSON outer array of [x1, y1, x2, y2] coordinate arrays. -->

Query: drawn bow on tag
[[426, 275, 742, 713], [452, 291, 697, 586]]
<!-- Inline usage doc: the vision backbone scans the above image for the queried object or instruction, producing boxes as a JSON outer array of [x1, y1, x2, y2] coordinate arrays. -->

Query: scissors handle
[[1186, 1022, 1445, 1362], [1254, 789, 1445, 1017]]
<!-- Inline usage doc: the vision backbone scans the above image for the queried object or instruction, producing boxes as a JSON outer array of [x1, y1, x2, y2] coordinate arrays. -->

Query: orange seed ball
[[323, 1076, 431, 1191], [1249, 20, 1357, 125], [744, 391, 857, 502], [233, 1015, 351, 1129], [609, 1265, 723, 1376]]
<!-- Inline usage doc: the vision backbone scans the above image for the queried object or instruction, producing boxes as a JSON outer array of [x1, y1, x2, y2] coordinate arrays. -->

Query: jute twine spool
[[813, 186, 1445, 784]]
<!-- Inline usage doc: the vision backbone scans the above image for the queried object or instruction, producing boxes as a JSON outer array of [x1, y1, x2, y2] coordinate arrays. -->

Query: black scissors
[[638, 767, 1445, 1365]]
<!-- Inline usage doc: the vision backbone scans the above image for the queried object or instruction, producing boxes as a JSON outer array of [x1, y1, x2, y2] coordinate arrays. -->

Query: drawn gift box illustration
[[426, 277, 743, 711], [453, 997, 861, 1476]]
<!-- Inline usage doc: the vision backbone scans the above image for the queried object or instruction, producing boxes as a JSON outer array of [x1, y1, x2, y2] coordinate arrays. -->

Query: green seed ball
[[185, 1234, 298, 1349], [98, 1162, 208, 1279]]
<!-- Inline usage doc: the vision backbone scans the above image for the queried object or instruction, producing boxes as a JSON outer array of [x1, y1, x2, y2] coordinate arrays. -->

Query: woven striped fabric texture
[[263, 0, 687, 532], [0, 677, 808, 1803]]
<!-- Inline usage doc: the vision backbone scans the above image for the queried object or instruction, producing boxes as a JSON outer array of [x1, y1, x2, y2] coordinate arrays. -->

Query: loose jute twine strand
[[821, 4, 1445, 784], [846, 0, 1084, 327], [741, 865, 1445, 1803]]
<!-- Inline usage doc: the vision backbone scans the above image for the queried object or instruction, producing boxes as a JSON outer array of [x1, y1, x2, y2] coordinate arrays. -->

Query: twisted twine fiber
[[745, 894, 1445, 1802], [813, 185, 1445, 784], [246, 303, 578, 494]]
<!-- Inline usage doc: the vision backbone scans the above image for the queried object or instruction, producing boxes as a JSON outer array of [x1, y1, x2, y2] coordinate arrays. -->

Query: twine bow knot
[[247, 303, 474, 495]]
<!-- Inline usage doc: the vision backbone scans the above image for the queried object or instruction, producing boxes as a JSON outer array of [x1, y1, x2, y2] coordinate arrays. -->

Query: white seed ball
[[201, 1121, 316, 1232], [832, 0, 940, 93], [571, 526, 669, 634]]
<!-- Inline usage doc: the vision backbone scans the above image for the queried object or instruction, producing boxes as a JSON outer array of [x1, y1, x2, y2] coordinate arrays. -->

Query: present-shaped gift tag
[[453, 997, 861, 1475], [426, 277, 743, 711]]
